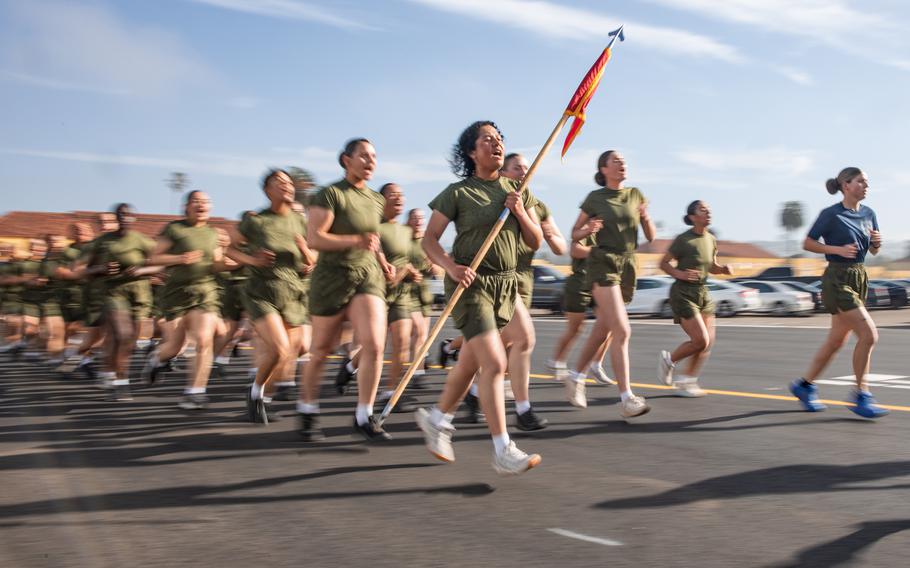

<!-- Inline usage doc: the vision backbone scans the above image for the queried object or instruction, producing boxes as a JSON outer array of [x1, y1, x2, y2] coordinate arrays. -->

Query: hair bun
[[825, 178, 839, 195], [683, 214, 694, 226]]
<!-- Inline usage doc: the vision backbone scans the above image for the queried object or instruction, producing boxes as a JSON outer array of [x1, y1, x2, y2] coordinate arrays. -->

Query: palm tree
[[780, 201, 805, 257], [166, 172, 189, 214], [287, 167, 317, 205]]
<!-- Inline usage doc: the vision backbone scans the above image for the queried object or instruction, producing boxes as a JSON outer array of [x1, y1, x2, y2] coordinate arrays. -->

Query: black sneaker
[[245, 384, 267, 424], [298, 413, 325, 442], [178, 393, 209, 410], [108, 384, 133, 402], [438, 339, 454, 368], [515, 408, 549, 431], [143, 354, 163, 385], [353, 415, 392, 442], [78, 359, 97, 381], [410, 374, 429, 390], [335, 358, 356, 395], [272, 384, 294, 401], [263, 402, 282, 422], [464, 392, 485, 423]]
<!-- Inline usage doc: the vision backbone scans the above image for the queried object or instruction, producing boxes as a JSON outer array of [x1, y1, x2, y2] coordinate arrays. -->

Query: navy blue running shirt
[[807, 202, 879, 263]]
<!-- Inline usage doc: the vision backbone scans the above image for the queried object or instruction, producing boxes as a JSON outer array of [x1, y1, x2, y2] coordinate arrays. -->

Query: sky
[[1, 0, 909, 247]]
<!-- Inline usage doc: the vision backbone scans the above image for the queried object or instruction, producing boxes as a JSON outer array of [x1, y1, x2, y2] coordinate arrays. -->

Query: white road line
[[547, 528, 623, 547]]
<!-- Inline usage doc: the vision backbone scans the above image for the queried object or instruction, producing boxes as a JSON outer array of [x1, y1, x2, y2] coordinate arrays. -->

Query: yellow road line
[[259, 353, 910, 413]]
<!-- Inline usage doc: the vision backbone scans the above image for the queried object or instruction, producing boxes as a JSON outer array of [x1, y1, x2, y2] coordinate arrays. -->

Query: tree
[[166, 172, 189, 214], [780, 201, 805, 257], [287, 167, 317, 205]]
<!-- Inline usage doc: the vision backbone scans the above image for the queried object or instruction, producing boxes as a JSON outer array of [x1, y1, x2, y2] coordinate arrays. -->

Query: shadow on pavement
[[595, 461, 910, 510], [770, 519, 910, 568]]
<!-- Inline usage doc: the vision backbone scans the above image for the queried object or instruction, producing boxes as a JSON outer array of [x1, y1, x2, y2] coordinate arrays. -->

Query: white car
[[706, 279, 762, 317], [736, 280, 815, 315], [627, 276, 673, 317]]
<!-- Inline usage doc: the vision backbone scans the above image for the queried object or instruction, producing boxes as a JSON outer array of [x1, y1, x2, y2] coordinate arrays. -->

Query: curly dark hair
[[449, 121, 504, 179]]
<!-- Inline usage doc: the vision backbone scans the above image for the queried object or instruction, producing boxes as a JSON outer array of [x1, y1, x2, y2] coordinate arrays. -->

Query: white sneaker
[[415, 408, 455, 463], [564, 374, 587, 408], [215, 355, 231, 366], [618, 395, 650, 419], [658, 350, 675, 386], [674, 378, 706, 398], [95, 373, 114, 390], [547, 359, 568, 381], [503, 381, 514, 400], [589, 363, 615, 386], [492, 441, 542, 476]]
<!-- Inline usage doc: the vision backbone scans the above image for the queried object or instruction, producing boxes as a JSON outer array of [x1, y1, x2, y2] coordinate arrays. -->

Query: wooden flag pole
[[377, 113, 570, 425]]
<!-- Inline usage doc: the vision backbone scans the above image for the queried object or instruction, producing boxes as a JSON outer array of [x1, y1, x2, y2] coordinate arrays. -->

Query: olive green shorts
[[62, 303, 84, 324], [446, 270, 517, 341], [104, 280, 153, 320], [22, 302, 41, 319], [2, 300, 23, 316], [412, 280, 433, 317], [298, 278, 311, 325], [42, 300, 63, 319], [243, 277, 306, 326], [161, 281, 220, 321], [516, 269, 534, 309], [563, 273, 593, 313], [220, 280, 247, 322], [822, 263, 867, 314], [387, 283, 417, 324], [669, 281, 715, 323], [82, 283, 105, 327], [586, 250, 637, 305], [308, 262, 386, 318]]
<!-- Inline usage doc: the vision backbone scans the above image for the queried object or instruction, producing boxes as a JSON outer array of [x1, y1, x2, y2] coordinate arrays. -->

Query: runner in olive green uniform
[[375, 183, 422, 412], [406, 208, 434, 387], [415, 121, 543, 475], [500, 152, 567, 431], [297, 139, 393, 442], [0, 246, 40, 357], [37, 235, 70, 365], [84, 204, 156, 401], [565, 150, 656, 418], [213, 221, 252, 370], [18, 240, 46, 360], [549, 232, 613, 385], [71, 213, 119, 381], [228, 170, 312, 424], [658, 201, 732, 397], [790, 167, 889, 419], [144, 191, 225, 410]]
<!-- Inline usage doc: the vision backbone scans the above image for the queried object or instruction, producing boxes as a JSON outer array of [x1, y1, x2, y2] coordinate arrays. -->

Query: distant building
[[0, 210, 238, 255]]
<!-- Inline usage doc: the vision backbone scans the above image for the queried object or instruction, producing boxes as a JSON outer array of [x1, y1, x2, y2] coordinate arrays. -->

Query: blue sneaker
[[790, 379, 826, 412], [849, 391, 889, 419]]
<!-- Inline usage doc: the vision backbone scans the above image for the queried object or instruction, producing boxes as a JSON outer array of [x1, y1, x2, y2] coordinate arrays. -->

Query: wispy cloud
[[187, 0, 376, 30], [647, 0, 907, 69], [675, 147, 815, 177], [0, 69, 130, 96], [0, 146, 453, 187], [769, 65, 814, 86], [1, 2, 214, 97], [407, 0, 744, 63]]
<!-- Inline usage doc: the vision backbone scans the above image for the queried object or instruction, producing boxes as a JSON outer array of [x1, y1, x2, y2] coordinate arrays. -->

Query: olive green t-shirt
[[379, 222, 414, 270], [3, 261, 26, 298], [238, 208, 308, 283], [58, 244, 84, 301], [580, 187, 645, 254], [668, 229, 717, 284], [516, 200, 550, 273], [87, 231, 155, 283], [159, 220, 219, 286], [428, 176, 537, 273], [40, 250, 68, 292], [409, 237, 433, 277], [570, 234, 597, 277], [310, 179, 385, 269], [20, 259, 44, 303]]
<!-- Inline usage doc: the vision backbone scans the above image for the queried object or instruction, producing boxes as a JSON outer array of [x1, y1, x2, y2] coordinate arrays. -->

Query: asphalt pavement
[[2, 311, 910, 567]]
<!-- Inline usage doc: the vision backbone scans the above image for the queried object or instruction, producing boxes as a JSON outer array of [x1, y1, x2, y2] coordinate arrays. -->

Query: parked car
[[706, 279, 762, 317], [530, 265, 566, 312], [735, 266, 819, 284], [429, 275, 445, 305], [736, 280, 815, 315], [778, 281, 823, 312], [626, 276, 674, 317], [869, 280, 909, 308]]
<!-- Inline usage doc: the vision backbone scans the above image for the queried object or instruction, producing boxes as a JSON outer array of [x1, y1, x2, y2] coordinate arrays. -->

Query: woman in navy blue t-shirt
[[789, 167, 888, 419]]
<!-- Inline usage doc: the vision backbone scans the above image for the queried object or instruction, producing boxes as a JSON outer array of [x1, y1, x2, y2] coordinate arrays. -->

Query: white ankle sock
[[469, 383, 478, 396], [345, 360, 357, 374], [429, 406, 446, 428], [355, 404, 372, 426], [492, 433, 510, 454], [515, 400, 531, 415], [250, 383, 263, 400], [569, 370, 586, 384], [297, 401, 319, 414], [620, 390, 634, 402], [185, 387, 205, 395]]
